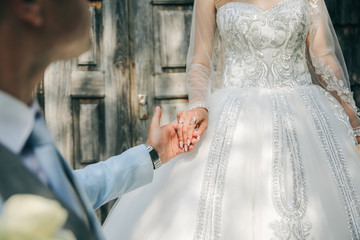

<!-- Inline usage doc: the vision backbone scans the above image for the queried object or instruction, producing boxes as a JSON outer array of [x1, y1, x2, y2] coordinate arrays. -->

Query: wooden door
[[44, 0, 199, 167], [43, 0, 133, 221], [42, 0, 196, 221], [130, 0, 195, 144]]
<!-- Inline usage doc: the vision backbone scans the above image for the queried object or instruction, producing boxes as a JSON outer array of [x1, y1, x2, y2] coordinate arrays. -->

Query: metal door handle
[[138, 94, 148, 119]]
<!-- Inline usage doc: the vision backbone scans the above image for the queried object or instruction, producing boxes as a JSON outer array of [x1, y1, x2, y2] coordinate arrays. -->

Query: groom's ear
[[12, 0, 44, 27]]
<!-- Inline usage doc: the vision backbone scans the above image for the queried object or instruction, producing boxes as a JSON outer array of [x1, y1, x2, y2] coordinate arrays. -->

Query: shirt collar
[[0, 90, 39, 154]]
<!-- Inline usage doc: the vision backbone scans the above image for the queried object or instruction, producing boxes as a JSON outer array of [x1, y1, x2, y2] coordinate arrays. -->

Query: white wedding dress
[[103, 0, 360, 239]]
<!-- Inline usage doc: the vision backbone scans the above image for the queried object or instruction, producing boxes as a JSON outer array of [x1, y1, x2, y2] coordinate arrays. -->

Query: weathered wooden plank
[[159, 10, 192, 67], [153, 5, 193, 74], [79, 103, 100, 164], [44, 61, 75, 166], [72, 98, 105, 167], [71, 71, 105, 97], [155, 72, 188, 98], [103, 0, 133, 155], [157, 99, 188, 125], [78, 6, 97, 65], [131, 0, 155, 145], [44, 0, 133, 223], [92, 0, 134, 223]]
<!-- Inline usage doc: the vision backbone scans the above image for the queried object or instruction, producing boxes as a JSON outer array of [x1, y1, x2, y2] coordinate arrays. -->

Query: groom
[[0, 0, 192, 239]]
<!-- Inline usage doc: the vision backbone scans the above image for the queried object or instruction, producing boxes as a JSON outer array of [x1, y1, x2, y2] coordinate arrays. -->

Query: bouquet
[[0, 194, 75, 240]]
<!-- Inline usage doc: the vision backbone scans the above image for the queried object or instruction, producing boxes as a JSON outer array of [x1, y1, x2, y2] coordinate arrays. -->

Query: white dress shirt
[[0, 90, 35, 155]]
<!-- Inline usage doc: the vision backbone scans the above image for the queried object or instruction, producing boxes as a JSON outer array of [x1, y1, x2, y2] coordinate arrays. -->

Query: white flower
[[0, 194, 75, 240]]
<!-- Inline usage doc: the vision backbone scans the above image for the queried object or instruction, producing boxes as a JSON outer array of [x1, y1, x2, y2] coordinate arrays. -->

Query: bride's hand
[[176, 107, 209, 152]]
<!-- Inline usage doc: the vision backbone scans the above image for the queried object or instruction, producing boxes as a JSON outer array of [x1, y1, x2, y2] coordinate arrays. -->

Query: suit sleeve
[[73, 145, 153, 210]]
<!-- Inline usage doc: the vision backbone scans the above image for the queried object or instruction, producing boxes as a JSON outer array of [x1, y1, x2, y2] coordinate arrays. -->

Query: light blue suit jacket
[[74, 145, 154, 239], [0, 91, 154, 239]]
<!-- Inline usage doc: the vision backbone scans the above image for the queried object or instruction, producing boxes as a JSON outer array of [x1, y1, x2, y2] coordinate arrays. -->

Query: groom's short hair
[[0, 0, 37, 21]]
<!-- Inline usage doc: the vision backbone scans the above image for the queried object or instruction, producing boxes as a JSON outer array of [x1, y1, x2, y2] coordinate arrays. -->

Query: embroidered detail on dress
[[307, 0, 320, 16], [194, 94, 241, 240], [300, 88, 360, 239], [317, 87, 357, 144], [269, 92, 311, 239], [216, 0, 312, 89], [307, 0, 320, 52], [306, 0, 360, 117], [311, 58, 359, 115], [269, 220, 312, 239]]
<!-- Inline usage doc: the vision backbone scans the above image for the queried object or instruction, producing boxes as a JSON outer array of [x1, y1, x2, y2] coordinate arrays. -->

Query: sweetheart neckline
[[217, 0, 301, 13]]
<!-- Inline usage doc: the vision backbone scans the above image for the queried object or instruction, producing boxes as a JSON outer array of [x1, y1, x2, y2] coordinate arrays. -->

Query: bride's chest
[[216, 0, 311, 49]]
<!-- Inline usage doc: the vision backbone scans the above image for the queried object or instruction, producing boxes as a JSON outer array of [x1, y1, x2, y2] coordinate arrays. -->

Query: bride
[[103, 0, 360, 239]]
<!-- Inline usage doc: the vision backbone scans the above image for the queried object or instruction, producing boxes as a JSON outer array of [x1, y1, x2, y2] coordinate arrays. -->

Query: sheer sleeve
[[307, 0, 360, 126], [186, 0, 217, 111]]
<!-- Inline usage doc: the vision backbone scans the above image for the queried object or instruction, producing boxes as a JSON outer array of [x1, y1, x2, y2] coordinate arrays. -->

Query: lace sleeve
[[186, 0, 216, 111], [307, 0, 360, 126]]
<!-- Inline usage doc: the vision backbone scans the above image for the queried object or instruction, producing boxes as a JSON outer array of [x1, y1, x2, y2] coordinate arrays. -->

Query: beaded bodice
[[217, 0, 313, 88]]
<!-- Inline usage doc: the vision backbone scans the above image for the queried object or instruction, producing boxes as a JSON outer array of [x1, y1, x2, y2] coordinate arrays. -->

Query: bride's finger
[[176, 119, 184, 149], [182, 120, 190, 152], [191, 128, 200, 144], [196, 120, 208, 137], [186, 117, 198, 147], [188, 144, 195, 152]]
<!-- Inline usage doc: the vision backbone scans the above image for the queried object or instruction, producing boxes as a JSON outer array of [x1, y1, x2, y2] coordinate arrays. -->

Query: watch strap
[[144, 143, 161, 169]]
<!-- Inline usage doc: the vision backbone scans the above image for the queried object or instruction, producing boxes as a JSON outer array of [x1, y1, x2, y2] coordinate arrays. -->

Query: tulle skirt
[[103, 84, 360, 240]]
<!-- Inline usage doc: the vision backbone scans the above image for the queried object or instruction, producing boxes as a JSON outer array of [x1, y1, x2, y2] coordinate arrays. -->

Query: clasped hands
[[147, 106, 209, 165], [175, 107, 208, 152]]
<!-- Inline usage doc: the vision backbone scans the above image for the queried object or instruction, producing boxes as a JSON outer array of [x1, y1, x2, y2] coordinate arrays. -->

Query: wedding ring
[[190, 116, 197, 125], [178, 120, 184, 124]]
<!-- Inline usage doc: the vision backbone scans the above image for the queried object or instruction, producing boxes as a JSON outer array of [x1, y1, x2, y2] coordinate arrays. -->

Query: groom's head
[[0, 0, 91, 61]]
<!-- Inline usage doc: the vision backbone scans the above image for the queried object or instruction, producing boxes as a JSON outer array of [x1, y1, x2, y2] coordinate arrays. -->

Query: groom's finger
[[150, 106, 161, 130], [176, 122, 184, 149]]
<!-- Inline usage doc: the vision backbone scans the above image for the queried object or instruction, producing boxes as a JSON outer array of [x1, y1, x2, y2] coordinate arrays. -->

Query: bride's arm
[[176, 0, 216, 151], [306, 0, 360, 143]]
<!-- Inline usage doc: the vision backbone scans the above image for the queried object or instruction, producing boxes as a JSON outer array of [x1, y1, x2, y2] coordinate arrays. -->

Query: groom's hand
[[147, 106, 192, 164]]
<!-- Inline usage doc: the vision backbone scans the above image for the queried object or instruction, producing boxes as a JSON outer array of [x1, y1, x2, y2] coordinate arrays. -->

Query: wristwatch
[[144, 143, 162, 169]]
